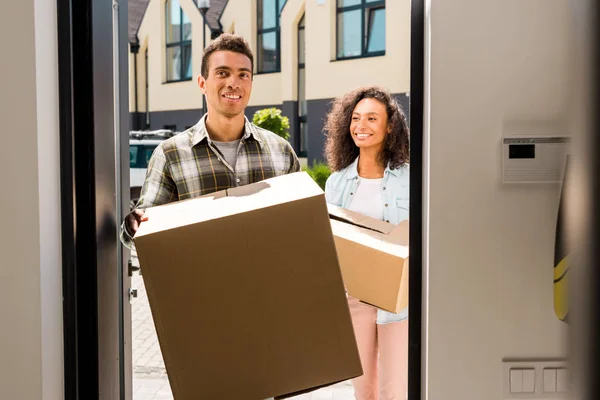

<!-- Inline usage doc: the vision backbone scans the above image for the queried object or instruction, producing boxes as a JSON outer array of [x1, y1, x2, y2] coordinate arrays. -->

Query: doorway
[[57, 0, 425, 398]]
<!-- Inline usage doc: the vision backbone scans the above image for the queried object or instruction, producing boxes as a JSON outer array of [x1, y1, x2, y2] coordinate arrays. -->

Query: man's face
[[198, 50, 253, 118]]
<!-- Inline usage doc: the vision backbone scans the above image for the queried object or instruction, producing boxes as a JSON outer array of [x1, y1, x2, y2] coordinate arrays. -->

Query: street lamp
[[198, 0, 209, 117]]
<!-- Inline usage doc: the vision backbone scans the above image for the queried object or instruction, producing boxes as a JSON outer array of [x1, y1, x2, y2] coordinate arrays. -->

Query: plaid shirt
[[121, 115, 300, 247]]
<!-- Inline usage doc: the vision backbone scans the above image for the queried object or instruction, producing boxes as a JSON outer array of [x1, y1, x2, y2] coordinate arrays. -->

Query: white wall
[[0, 0, 63, 398], [426, 1, 571, 399]]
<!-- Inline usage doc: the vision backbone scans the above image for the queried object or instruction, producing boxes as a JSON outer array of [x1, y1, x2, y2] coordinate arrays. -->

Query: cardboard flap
[[327, 203, 394, 235], [227, 171, 323, 198], [136, 172, 323, 238]]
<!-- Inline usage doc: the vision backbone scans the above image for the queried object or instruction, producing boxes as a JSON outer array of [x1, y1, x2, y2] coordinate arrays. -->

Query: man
[[121, 34, 300, 246]]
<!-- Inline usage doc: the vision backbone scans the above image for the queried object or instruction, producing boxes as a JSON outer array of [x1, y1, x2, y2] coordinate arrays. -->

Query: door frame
[[58, 0, 426, 398], [409, 0, 425, 398], [57, 0, 130, 398]]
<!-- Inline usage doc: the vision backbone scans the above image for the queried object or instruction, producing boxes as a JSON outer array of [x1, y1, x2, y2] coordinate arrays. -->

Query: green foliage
[[252, 108, 290, 140], [303, 161, 332, 190]]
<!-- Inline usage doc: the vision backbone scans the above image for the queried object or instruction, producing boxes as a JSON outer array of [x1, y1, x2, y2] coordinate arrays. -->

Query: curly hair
[[324, 85, 409, 172], [201, 33, 254, 79]]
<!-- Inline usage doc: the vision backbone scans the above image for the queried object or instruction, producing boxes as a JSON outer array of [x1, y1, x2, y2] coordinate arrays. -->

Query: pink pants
[[348, 296, 408, 400]]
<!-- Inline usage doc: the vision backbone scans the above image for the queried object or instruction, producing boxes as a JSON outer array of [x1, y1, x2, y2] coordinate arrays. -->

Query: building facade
[[128, 0, 410, 163]]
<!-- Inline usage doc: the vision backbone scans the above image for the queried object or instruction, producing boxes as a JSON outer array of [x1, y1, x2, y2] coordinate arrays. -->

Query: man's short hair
[[201, 33, 254, 78]]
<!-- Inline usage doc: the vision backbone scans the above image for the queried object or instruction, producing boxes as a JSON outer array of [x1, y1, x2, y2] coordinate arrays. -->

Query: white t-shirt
[[347, 177, 383, 221]]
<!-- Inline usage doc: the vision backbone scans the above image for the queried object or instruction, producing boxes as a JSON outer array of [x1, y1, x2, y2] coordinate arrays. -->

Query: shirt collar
[[190, 114, 263, 147], [346, 156, 401, 180]]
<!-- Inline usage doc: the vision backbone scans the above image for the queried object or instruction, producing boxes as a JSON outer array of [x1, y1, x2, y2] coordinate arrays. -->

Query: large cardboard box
[[327, 204, 409, 313], [134, 172, 362, 400]]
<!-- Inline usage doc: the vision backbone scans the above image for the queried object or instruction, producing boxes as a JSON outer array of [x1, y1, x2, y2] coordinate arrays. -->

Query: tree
[[252, 108, 290, 140]]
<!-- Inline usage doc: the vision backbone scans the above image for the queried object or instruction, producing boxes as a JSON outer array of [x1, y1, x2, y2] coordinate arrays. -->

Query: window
[[166, 0, 192, 82], [337, 0, 385, 59], [257, 0, 287, 73]]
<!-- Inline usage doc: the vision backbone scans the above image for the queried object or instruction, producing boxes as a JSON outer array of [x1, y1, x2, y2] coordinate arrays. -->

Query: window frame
[[336, 0, 386, 61], [256, 0, 287, 74], [296, 14, 307, 157], [165, 0, 192, 83]]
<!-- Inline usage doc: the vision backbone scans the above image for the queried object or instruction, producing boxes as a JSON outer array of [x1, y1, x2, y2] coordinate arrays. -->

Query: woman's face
[[349, 98, 390, 152]]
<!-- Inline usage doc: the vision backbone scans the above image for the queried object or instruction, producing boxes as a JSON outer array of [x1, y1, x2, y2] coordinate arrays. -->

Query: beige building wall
[[132, 0, 205, 113], [280, 0, 304, 102], [130, 36, 151, 115], [221, 0, 283, 107], [129, 0, 410, 113], [280, 0, 411, 102], [303, 0, 410, 101]]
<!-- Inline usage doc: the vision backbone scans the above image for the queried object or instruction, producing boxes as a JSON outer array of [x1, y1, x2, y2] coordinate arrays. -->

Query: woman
[[324, 85, 409, 400]]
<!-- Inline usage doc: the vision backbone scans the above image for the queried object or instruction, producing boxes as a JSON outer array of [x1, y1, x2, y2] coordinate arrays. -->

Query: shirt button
[[383, 187, 386, 191], [350, 192, 354, 195], [386, 220, 390, 223], [385, 203, 388, 207], [236, 178, 241, 183]]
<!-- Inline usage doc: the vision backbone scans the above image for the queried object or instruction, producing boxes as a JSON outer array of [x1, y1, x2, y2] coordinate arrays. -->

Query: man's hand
[[125, 209, 148, 238]]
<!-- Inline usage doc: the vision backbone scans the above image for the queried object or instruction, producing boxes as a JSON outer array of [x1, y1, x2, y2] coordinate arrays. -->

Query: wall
[[280, 0, 410, 102], [129, 0, 411, 160], [132, 0, 411, 109], [0, 0, 63, 398], [426, 1, 571, 399], [131, 0, 284, 115], [220, 0, 283, 106], [134, 0, 204, 113], [304, 0, 410, 101]]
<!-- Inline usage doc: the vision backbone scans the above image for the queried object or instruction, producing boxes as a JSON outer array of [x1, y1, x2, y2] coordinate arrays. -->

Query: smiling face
[[349, 98, 390, 152], [198, 50, 253, 118]]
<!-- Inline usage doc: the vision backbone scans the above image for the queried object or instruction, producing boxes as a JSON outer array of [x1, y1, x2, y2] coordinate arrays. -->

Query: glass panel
[[166, 46, 181, 81], [300, 121, 308, 155], [279, 0, 287, 14], [338, 0, 361, 7], [129, 145, 139, 168], [366, 0, 382, 3], [259, 0, 277, 30], [182, 10, 192, 41], [166, 0, 181, 44], [258, 32, 278, 72], [367, 7, 386, 53], [298, 68, 306, 116], [298, 24, 305, 65], [142, 145, 157, 168], [181, 43, 193, 79], [337, 10, 361, 58], [130, 145, 158, 169]]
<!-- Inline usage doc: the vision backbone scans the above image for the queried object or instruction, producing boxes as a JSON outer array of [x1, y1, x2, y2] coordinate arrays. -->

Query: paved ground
[[130, 271, 355, 400]]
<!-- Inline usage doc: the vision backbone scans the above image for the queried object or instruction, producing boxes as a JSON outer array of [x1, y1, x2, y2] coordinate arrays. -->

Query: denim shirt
[[325, 157, 409, 324]]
